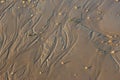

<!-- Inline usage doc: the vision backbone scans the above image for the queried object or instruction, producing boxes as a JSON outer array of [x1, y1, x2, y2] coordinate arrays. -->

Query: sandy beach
[[0, 0, 120, 80]]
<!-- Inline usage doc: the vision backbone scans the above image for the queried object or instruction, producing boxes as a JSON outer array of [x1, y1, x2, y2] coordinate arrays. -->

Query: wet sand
[[0, 0, 120, 80]]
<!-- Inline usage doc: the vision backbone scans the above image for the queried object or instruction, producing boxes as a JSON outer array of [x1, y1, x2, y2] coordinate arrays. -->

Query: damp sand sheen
[[0, 0, 120, 80]]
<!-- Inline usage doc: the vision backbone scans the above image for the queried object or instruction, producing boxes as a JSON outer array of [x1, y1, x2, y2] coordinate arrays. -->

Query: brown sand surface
[[0, 0, 120, 80]]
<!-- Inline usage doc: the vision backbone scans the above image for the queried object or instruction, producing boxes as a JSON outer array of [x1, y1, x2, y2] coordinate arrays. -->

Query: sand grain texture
[[0, 0, 120, 80]]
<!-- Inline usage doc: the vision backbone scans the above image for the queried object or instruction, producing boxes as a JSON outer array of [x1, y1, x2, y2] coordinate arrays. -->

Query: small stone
[[46, 59, 49, 62], [31, 14, 33, 17], [0, 0, 5, 3], [116, 44, 119, 46], [22, 1, 25, 4], [85, 9, 89, 13], [11, 72, 14, 75], [39, 72, 42, 74], [55, 23, 59, 26], [87, 16, 90, 20], [84, 66, 88, 70], [58, 12, 62, 16], [111, 50, 115, 54], [61, 61, 64, 65], [106, 35, 113, 39], [108, 40, 112, 43], [18, 6, 20, 9], [115, 0, 119, 2], [74, 6, 78, 9]]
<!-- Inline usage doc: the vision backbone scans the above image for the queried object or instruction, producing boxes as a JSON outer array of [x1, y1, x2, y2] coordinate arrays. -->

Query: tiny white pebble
[[115, 0, 119, 2], [55, 23, 59, 26], [106, 35, 113, 38], [46, 59, 49, 62], [58, 12, 62, 16], [111, 51, 115, 54], [39, 72, 42, 74], [84, 66, 88, 70], [74, 6, 78, 9], [0, 0, 5, 3], [31, 14, 33, 17], [22, 1, 25, 3], [85, 9, 89, 13], [108, 40, 112, 43], [87, 16, 90, 20], [11, 72, 14, 75], [61, 61, 64, 64]]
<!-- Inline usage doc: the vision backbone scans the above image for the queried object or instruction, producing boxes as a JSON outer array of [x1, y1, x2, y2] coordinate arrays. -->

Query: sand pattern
[[0, 0, 120, 80]]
